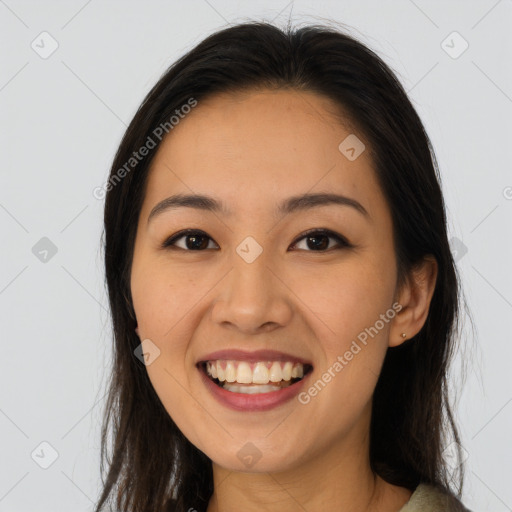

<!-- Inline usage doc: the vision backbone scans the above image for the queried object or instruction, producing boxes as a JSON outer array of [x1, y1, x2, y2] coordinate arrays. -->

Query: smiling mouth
[[198, 360, 314, 394]]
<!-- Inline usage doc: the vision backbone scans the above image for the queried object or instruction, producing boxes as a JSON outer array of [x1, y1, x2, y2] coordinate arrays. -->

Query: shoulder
[[398, 483, 473, 512]]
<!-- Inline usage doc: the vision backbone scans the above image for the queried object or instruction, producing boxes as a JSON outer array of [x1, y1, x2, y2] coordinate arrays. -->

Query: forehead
[[142, 89, 386, 221]]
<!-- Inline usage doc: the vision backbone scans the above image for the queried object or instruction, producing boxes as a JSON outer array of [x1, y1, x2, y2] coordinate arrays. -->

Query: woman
[[94, 21, 472, 512]]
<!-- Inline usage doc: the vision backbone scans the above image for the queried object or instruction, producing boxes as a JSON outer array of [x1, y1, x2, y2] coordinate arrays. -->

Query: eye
[[161, 228, 351, 252], [161, 229, 218, 251], [290, 229, 351, 252]]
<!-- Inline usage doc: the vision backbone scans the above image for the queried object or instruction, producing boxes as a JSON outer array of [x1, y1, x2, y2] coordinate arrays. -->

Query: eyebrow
[[147, 192, 369, 224]]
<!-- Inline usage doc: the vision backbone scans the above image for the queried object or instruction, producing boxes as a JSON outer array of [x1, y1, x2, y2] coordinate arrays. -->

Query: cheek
[[287, 257, 396, 344], [144, 356, 208, 455], [284, 253, 396, 412], [131, 258, 205, 442], [130, 258, 200, 412], [131, 256, 202, 339]]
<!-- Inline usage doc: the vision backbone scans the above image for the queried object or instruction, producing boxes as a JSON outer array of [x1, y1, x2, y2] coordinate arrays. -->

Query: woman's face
[[130, 89, 402, 473]]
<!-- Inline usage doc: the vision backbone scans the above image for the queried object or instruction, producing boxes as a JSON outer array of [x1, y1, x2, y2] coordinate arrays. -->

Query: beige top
[[398, 483, 471, 512]]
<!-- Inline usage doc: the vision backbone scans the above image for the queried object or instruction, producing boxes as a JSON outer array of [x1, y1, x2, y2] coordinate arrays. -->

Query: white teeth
[[225, 361, 236, 382], [222, 383, 284, 394], [216, 363, 225, 382], [252, 362, 269, 384], [205, 360, 306, 385], [291, 364, 303, 378], [269, 362, 282, 382], [236, 362, 252, 384], [282, 361, 293, 381]]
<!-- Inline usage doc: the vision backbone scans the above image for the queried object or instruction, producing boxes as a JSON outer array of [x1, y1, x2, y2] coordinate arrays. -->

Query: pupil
[[187, 235, 208, 250], [308, 235, 328, 250]]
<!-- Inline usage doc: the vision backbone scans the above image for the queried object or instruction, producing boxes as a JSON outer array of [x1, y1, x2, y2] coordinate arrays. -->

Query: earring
[[401, 333, 407, 339]]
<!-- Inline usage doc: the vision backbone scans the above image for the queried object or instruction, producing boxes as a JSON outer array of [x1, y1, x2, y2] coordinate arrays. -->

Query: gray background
[[1, 0, 511, 510]]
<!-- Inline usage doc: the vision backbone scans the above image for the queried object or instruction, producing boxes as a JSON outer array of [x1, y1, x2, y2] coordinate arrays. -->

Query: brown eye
[[162, 230, 218, 251], [162, 228, 351, 252], [290, 229, 351, 252]]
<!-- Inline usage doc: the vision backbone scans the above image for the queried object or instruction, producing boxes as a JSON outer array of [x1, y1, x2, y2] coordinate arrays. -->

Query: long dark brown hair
[[95, 20, 469, 512]]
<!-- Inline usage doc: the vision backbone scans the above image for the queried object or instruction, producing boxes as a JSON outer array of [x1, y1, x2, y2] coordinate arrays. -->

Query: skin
[[130, 89, 438, 512]]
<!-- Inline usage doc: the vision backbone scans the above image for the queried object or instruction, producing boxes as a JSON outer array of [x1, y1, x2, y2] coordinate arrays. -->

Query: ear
[[135, 326, 140, 337], [389, 255, 438, 347]]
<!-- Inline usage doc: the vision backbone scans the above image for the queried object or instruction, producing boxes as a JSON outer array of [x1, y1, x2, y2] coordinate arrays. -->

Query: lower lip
[[198, 364, 311, 412]]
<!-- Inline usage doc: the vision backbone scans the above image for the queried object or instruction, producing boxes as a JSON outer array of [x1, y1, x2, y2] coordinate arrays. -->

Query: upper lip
[[197, 349, 312, 366]]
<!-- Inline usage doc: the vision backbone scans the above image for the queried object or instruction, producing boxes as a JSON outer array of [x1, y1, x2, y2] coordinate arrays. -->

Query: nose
[[210, 249, 293, 335]]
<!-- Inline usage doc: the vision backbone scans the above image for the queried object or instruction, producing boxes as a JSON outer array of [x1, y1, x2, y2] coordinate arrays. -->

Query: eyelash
[[161, 228, 352, 252]]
